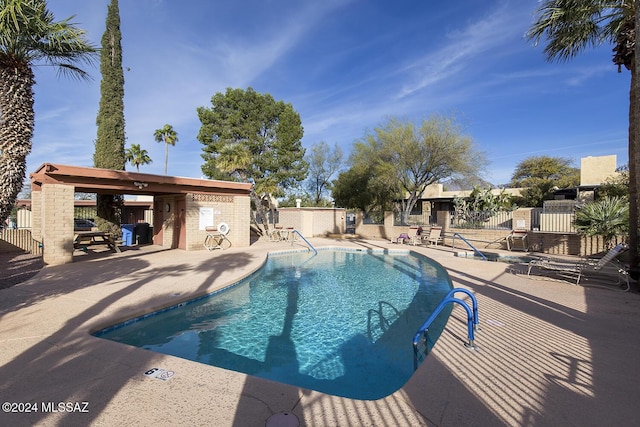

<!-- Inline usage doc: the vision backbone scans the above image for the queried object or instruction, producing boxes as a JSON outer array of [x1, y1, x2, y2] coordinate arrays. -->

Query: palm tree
[[125, 143, 152, 172], [0, 0, 97, 224], [153, 124, 178, 175], [527, 0, 639, 274]]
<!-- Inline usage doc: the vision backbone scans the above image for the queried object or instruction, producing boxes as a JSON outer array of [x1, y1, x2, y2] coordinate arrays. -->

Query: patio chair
[[410, 226, 424, 246], [506, 230, 528, 251], [526, 243, 630, 291], [423, 227, 443, 246], [395, 233, 410, 244], [203, 222, 231, 251]]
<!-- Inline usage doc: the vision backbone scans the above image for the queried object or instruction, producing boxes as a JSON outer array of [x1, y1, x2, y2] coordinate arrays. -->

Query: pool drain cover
[[266, 412, 299, 427]]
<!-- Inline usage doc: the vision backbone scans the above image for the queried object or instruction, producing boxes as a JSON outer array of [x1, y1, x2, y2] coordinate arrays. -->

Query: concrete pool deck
[[0, 238, 638, 426]]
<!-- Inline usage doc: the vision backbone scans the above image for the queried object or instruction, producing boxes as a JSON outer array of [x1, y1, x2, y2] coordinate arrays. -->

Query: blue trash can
[[121, 224, 135, 246]]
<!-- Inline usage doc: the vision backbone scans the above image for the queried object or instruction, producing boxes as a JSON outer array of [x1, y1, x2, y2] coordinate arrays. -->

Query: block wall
[[185, 193, 251, 251], [276, 208, 346, 237], [41, 184, 74, 265]]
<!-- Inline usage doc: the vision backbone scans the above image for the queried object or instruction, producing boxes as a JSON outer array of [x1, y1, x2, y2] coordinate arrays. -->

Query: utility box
[[121, 224, 135, 246], [135, 222, 150, 245]]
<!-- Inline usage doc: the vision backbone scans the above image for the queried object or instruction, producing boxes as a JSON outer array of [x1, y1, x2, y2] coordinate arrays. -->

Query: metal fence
[[14, 208, 154, 230], [451, 210, 513, 230], [391, 206, 580, 232], [364, 211, 385, 225], [537, 201, 578, 233], [0, 229, 42, 254], [403, 213, 432, 226], [74, 206, 97, 221], [449, 207, 576, 233], [539, 213, 577, 233]]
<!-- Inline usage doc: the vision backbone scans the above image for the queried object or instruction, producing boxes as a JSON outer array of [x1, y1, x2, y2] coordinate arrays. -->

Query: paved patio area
[[0, 238, 638, 426]]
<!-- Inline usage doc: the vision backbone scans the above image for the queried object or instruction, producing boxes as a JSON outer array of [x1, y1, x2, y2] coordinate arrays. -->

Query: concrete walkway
[[0, 238, 638, 426]]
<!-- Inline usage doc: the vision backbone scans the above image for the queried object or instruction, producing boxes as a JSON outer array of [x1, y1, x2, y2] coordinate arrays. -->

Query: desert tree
[[346, 115, 486, 224], [510, 156, 580, 207], [197, 87, 307, 233], [306, 141, 343, 206]]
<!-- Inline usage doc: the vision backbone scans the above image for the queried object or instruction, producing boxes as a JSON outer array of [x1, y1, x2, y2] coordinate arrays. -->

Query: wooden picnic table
[[74, 231, 121, 253]]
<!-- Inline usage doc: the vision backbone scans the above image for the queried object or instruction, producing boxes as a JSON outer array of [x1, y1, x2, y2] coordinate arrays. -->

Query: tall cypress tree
[[94, 0, 125, 234]]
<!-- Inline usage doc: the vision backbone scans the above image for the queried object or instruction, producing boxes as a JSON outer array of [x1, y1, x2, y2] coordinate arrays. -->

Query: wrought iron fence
[[364, 211, 384, 225], [449, 207, 576, 233], [451, 210, 513, 230]]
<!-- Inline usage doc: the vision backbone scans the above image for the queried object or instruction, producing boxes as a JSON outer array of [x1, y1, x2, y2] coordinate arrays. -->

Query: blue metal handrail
[[452, 232, 487, 260], [447, 288, 479, 329], [290, 229, 317, 255], [412, 288, 479, 370]]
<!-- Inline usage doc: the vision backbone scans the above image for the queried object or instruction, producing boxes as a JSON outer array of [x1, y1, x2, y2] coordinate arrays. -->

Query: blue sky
[[28, 0, 629, 187]]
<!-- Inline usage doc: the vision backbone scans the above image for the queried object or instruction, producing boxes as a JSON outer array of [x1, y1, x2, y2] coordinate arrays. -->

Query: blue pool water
[[95, 249, 453, 400]]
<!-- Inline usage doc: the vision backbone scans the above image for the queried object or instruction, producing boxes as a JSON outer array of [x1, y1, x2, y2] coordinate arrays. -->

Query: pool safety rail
[[412, 288, 479, 370], [290, 229, 317, 255], [452, 233, 487, 260]]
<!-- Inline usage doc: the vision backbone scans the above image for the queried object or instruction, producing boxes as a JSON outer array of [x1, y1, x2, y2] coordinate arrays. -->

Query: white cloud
[[397, 3, 530, 99], [21, 0, 629, 184]]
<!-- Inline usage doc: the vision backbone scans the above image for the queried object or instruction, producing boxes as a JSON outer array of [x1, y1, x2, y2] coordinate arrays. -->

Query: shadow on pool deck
[[0, 239, 638, 426]]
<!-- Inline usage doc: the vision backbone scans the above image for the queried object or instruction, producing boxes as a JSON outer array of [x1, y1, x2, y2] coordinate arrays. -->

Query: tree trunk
[[631, 4, 640, 277], [0, 63, 34, 224], [164, 141, 169, 175], [250, 190, 270, 235]]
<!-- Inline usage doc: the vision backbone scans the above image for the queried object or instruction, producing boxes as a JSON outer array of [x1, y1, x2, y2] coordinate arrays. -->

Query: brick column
[[233, 195, 250, 247], [436, 210, 450, 231], [31, 190, 42, 242], [513, 208, 533, 230], [384, 211, 395, 240], [41, 183, 74, 265]]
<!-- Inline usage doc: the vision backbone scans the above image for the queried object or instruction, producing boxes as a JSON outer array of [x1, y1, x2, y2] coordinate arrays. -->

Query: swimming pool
[[95, 248, 453, 400]]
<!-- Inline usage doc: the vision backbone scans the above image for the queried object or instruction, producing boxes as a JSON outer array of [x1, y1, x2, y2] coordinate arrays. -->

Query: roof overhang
[[30, 163, 252, 196]]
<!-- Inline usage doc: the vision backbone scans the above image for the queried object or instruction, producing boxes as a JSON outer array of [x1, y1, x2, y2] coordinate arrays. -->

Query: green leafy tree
[[349, 115, 486, 224], [510, 156, 580, 207], [527, 0, 639, 273], [197, 87, 308, 233], [125, 143, 152, 172], [575, 196, 629, 249], [94, 0, 125, 236], [94, 0, 124, 170], [154, 124, 178, 175], [0, 0, 96, 224], [598, 165, 629, 199], [332, 161, 401, 223], [305, 141, 343, 206]]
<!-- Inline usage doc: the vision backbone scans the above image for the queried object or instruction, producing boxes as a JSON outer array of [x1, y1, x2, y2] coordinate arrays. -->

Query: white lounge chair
[[424, 227, 443, 246], [204, 222, 231, 251], [410, 226, 425, 246], [527, 243, 630, 291]]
